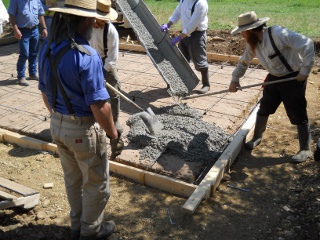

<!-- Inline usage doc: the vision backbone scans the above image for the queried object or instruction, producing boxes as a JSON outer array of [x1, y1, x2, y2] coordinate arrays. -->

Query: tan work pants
[[50, 112, 109, 236]]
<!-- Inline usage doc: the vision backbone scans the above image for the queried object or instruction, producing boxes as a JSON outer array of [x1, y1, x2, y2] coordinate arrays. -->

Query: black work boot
[[245, 115, 269, 150], [71, 230, 80, 240], [110, 96, 124, 133], [80, 220, 115, 240], [198, 68, 210, 94], [292, 123, 311, 163]]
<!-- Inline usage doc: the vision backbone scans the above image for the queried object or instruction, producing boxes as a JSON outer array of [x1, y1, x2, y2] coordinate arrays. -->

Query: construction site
[[1, 0, 320, 239]]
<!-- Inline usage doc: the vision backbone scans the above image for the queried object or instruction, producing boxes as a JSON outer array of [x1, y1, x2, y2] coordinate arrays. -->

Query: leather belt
[[19, 26, 37, 30]]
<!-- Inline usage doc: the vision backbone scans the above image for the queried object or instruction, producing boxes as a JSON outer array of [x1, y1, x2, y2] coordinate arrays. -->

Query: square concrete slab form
[[0, 176, 40, 210], [117, 0, 200, 96]]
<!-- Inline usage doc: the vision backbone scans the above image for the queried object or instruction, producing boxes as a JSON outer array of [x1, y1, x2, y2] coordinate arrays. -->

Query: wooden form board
[[0, 176, 40, 210], [0, 128, 196, 198], [0, 104, 259, 213], [182, 105, 259, 213], [119, 43, 260, 65]]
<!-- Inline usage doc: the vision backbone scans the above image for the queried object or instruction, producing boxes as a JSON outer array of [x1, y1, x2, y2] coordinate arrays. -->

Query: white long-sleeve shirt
[[169, 0, 208, 36], [89, 22, 119, 72], [232, 26, 315, 82]]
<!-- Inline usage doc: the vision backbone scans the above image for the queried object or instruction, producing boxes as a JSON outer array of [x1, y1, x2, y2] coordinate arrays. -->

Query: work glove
[[171, 36, 181, 46], [160, 24, 169, 32], [107, 131, 124, 160]]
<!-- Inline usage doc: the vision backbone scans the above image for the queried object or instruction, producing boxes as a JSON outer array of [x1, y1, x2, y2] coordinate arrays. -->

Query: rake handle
[[182, 77, 297, 100]]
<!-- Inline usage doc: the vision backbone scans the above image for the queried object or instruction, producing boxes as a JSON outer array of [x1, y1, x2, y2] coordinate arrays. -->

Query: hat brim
[[231, 17, 270, 35], [49, 6, 118, 21], [96, 8, 118, 21]]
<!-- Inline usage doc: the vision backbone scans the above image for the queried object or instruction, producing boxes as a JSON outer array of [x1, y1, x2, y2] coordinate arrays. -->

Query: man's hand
[[229, 82, 241, 92], [171, 36, 181, 46], [42, 28, 48, 39], [110, 137, 124, 160], [160, 24, 169, 32], [296, 73, 308, 81], [13, 28, 22, 40]]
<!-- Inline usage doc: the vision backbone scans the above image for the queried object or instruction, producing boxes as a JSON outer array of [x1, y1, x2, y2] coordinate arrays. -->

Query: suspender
[[182, 0, 199, 15], [49, 45, 75, 116], [103, 22, 110, 57], [268, 27, 293, 72]]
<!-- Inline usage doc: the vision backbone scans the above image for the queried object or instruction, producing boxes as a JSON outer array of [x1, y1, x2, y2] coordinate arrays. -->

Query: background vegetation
[[3, 0, 319, 37], [146, 0, 320, 38]]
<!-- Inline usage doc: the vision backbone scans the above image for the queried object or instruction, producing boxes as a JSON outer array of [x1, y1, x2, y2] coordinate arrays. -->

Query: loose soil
[[1, 23, 320, 240]]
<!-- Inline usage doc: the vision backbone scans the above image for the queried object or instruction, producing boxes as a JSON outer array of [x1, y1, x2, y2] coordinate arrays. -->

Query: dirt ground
[[1, 24, 320, 240]]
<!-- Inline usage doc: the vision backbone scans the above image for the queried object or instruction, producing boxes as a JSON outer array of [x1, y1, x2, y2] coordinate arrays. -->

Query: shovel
[[182, 77, 297, 100], [105, 82, 163, 136]]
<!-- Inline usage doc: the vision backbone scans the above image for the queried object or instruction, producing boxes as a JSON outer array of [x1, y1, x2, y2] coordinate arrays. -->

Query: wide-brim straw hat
[[49, 0, 118, 21], [96, 0, 118, 21], [231, 11, 269, 35]]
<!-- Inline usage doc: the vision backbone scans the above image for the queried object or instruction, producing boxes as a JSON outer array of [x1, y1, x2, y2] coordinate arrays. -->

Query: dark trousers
[[258, 71, 308, 125]]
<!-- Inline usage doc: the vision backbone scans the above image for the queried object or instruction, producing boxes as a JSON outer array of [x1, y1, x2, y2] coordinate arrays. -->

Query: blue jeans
[[17, 27, 39, 79]]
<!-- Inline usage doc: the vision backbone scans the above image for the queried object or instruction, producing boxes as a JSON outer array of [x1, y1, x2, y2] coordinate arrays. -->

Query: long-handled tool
[[182, 77, 297, 100], [105, 82, 163, 136]]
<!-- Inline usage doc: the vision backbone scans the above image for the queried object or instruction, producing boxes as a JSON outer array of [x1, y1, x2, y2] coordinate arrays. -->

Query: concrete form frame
[[0, 102, 258, 213]]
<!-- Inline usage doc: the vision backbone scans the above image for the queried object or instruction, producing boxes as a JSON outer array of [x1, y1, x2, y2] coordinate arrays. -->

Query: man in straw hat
[[38, 0, 123, 239], [89, 0, 124, 133], [229, 11, 315, 163]]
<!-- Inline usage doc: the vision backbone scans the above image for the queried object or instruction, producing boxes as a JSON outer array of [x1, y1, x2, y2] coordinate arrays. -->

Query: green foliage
[[145, 0, 320, 37], [2, 0, 9, 9]]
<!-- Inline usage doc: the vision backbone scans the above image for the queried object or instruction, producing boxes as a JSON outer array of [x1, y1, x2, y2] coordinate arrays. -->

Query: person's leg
[[104, 68, 123, 133], [50, 115, 83, 233], [17, 29, 30, 85], [70, 123, 112, 238], [187, 31, 210, 93], [282, 79, 310, 162], [245, 75, 281, 149], [28, 27, 39, 78], [178, 38, 191, 62]]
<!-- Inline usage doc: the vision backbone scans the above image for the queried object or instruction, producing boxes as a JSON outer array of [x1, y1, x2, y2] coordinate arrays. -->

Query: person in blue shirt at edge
[[8, 0, 48, 86], [40, 0, 64, 38], [38, 0, 123, 239], [228, 11, 315, 163], [161, 0, 210, 94]]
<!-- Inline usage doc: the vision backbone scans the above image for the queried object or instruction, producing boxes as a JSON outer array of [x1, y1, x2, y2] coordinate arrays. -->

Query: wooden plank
[[0, 190, 17, 200], [0, 128, 58, 154], [119, 43, 145, 53], [207, 52, 260, 65], [118, 43, 260, 65], [0, 177, 38, 196], [0, 128, 196, 198], [182, 105, 259, 213], [0, 193, 40, 210], [110, 161, 196, 197]]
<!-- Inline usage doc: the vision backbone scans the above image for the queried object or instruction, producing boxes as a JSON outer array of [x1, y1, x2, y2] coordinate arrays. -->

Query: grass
[[145, 0, 320, 38], [3, 0, 319, 37]]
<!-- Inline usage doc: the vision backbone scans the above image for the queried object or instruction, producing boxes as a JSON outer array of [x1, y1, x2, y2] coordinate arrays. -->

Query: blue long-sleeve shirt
[[38, 35, 110, 116]]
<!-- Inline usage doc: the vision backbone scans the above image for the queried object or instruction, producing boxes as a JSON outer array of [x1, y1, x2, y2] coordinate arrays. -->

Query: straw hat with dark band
[[97, 0, 118, 20], [231, 11, 270, 35], [49, 0, 118, 21]]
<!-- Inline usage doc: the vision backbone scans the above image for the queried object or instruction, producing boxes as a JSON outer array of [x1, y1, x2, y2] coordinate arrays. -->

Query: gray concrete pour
[[117, 0, 199, 96], [0, 42, 268, 183]]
